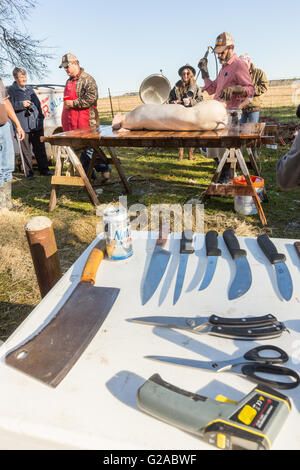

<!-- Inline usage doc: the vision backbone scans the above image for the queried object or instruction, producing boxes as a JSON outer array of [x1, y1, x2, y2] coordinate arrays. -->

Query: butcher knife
[[199, 230, 221, 291], [173, 230, 194, 304], [257, 234, 293, 301], [141, 225, 171, 305], [223, 229, 252, 300], [5, 240, 120, 387]]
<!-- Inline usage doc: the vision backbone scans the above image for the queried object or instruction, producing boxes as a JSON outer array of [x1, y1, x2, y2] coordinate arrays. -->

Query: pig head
[[112, 100, 229, 131]]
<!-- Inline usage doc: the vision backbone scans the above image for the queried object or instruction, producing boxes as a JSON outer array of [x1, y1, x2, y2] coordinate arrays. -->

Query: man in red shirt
[[198, 32, 254, 182]]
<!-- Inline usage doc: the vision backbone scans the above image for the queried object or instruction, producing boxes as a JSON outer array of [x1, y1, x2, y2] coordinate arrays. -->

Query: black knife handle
[[257, 234, 286, 264], [210, 324, 284, 340], [223, 229, 247, 259], [209, 314, 278, 326], [205, 231, 221, 257], [180, 230, 194, 254]]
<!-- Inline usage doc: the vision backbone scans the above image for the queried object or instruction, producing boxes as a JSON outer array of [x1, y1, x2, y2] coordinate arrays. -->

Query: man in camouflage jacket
[[60, 53, 110, 180], [239, 54, 269, 123]]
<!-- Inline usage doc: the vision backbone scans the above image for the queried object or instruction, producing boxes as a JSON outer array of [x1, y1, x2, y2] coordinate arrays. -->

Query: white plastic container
[[103, 206, 133, 260], [234, 176, 264, 216]]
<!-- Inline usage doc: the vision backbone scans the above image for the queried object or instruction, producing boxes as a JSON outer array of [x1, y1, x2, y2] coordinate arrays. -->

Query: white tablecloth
[[0, 231, 299, 450]]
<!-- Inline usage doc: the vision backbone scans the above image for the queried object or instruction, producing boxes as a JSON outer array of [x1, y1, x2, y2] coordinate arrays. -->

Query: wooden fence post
[[25, 216, 62, 298]]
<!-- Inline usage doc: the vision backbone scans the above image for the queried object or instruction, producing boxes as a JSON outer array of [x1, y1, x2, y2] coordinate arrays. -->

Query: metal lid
[[139, 73, 171, 105]]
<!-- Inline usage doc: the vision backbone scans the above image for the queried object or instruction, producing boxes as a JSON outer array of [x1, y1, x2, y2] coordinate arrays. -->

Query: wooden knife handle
[[294, 242, 300, 261], [81, 240, 106, 284]]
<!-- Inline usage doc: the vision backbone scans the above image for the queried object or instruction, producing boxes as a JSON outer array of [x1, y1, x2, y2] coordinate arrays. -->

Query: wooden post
[[25, 216, 62, 298]]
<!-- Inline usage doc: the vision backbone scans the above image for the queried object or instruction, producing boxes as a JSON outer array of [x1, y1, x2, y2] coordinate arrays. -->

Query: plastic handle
[[81, 241, 106, 284], [257, 234, 286, 264], [244, 345, 288, 364], [210, 324, 284, 340], [209, 314, 278, 326], [180, 230, 194, 254], [294, 242, 300, 261], [241, 364, 300, 390], [223, 229, 247, 259], [205, 231, 221, 257]]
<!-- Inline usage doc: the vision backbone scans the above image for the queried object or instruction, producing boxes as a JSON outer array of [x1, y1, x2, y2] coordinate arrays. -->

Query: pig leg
[[112, 112, 125, 130]]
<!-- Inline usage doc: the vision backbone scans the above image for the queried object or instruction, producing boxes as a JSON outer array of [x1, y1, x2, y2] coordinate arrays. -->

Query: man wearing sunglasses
[[198, 33, 254, 183], [59, 53, 110, 182]]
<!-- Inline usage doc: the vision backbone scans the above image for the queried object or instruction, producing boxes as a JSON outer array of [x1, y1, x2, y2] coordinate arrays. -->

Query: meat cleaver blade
[[5, 241, 120, 387]]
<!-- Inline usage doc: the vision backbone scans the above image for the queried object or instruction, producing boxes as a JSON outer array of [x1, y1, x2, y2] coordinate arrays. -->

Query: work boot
[[0, 181, 13, 210], [218, 163, 231, 184]]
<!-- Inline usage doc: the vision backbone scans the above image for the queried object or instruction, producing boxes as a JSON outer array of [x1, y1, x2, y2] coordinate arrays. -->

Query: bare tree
[[0, 0, 52, 78]]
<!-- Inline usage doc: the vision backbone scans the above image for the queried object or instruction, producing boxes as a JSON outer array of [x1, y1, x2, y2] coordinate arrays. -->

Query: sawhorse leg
[[49, 146, 100, 212], [106, 146, 131, 193], [246, 147, 268, 202], [202, 147, 268, 226]]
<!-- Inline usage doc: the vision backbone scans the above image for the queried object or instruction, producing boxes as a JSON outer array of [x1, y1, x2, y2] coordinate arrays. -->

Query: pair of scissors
[[146, 345, 300, 390]]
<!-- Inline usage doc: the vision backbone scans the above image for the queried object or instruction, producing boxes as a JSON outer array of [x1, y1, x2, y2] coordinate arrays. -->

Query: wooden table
[[42, 123, 271, 224]]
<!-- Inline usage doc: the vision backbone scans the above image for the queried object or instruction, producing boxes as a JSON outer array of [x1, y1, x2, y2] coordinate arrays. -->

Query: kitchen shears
[[146, 345, 300, 390], [130, 314, 286, 341]]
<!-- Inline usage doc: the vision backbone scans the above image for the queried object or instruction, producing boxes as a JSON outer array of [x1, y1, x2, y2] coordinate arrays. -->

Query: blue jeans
[[240, 111, 260, 123], [0, 122, 15, 187], [80, 148, 110, 177]]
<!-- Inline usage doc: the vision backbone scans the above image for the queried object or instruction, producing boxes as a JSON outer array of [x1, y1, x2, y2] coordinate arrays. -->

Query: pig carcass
[[112, 100, 228, 131]]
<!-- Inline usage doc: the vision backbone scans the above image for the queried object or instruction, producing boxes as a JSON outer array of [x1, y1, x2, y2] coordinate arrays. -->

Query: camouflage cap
[[214, 32, 234, 53], [59, 53, 79, 68]]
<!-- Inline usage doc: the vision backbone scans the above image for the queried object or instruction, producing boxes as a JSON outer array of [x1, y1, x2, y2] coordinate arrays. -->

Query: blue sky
[[4, 0, 300, 97]]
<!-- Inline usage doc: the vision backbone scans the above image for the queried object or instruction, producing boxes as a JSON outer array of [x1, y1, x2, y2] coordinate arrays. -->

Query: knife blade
[[141, 224, 171, 305], [199, 230, 221, 291], [129, 314, 285, 340], [257, 234, 293, 301], [223, 229, 252, 300], [173, 230, 194, 304]]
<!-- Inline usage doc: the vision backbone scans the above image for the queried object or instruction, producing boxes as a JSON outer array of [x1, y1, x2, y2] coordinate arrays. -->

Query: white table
[[0, 231, 299, 450]]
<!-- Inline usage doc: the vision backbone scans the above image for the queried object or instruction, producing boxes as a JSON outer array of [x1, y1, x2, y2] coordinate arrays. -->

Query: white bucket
[[234, 176, 264, 216]]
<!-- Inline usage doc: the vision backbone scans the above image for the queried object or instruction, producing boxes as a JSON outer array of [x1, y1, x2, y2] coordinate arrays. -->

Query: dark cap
[[178, 64, 196, 77]]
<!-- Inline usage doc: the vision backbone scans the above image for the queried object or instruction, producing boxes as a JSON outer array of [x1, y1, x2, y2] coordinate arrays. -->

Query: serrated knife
[[223, 229, 252, 300], [257, 234, 293, 301], [199, 230, 221, 291]]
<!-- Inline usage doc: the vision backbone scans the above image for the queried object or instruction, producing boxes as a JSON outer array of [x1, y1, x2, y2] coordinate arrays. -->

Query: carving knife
[[141, 225, 171, 305], [257, 234, 293, 301], [199, 230, 221, 291], [223, 229, 252, 300], [5, 240, 120, 387], [173, 230, 194, 304]]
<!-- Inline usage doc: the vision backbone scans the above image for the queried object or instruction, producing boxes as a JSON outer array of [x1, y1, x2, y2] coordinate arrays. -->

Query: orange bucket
[[233, 175, 264, 188]]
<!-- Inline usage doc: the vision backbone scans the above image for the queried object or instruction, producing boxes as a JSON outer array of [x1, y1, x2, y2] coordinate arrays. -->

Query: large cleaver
[[5, 240, 120, 387]]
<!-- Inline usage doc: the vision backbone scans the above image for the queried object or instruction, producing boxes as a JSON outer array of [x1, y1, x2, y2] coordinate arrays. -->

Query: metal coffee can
[[103, 206, 133, 260]]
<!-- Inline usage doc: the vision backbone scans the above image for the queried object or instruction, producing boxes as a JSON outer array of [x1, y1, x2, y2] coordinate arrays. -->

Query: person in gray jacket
[[276, 105, 300, 189], [8, 67, 51, 178]]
